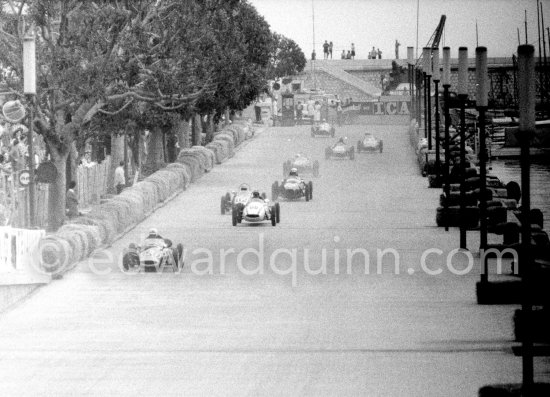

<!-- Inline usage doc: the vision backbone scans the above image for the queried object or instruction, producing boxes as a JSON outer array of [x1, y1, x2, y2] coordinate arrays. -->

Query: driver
[[251, 190, 264, 201], [288, 167, 299, 178], [333, 137, 345, 148]]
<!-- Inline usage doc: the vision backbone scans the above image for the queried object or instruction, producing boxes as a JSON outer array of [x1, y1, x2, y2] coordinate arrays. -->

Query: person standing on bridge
[[323, 40, 329, 59], [351, 43, 355, 59], [329, 41, 333, 59]]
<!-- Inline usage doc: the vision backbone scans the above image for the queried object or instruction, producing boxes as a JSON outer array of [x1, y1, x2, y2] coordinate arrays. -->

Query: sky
[[248, 0, 550, 60]]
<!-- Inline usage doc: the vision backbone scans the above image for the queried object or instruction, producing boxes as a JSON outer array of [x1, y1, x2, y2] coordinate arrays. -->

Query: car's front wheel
[[122, 251, 139, 271], [275, 202, 280, 223]]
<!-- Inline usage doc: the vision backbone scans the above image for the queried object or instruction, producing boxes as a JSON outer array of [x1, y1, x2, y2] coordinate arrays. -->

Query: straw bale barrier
[[38, 119, 257, 275]]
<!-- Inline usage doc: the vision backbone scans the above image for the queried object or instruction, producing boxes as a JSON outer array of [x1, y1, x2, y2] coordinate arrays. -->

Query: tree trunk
[[191, 113, 202, 146], [107, 133, 125, 194], [203, 113, 215, 144], [66, 141, 78, 187], [47, 145, 70, 231], [179, 118, 191, 149], [144, 126, 165, 170]]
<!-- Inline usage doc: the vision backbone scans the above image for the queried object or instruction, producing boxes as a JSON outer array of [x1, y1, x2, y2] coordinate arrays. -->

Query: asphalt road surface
[[1, 123, 549, 396]]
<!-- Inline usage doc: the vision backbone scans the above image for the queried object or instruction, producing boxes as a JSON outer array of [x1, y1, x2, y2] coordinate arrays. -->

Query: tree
[[266, 33, 306, 80], [0, 1, 209, 230]]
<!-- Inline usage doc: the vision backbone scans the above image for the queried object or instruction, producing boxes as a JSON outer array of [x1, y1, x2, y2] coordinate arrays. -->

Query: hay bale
[[166, 163, 191, 189], [190, 146, 215, 170], [38, 235, 73, 275], [132, 181, 160, 213], [69, 216, 111, 245], [57, 223, 102, 256], [177, 154, 202, 181]]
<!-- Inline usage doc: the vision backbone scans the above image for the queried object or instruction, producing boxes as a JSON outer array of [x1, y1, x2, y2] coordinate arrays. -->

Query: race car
[[311, 120, 335, 137], [283, 154, 320, 177], [357, 133, 383, 153], [221, 183, 253, 215], [122, 237, 183, 273], [325, 139, 355, 160], [232, 191, 280, 227], [272, 175, 312, 201]]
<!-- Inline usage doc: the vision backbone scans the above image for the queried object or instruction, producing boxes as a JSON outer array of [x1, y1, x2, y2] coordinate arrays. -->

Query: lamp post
[[442, 47, 451, 232], [517, 44, 535, 392], [476, 47, 489, 282], [432, 48, 441, 179], [423, 47, 432, 150], [458, 47, 468, 250], [23, 34, 37, 228], [408, 47, 415, 121]]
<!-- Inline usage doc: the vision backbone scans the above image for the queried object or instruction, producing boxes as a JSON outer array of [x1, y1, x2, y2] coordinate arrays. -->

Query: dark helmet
[[252, 190, 260, 198], [289, 167, 298, 177]]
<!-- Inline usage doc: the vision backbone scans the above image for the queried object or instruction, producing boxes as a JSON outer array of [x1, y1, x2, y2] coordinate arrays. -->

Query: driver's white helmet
[[148, 228, 158, 236], [289, 167, 298, 176]]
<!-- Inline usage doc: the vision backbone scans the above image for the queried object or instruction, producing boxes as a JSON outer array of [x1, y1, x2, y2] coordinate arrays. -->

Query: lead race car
[[357, 132, 383, 153], [283, 153, 319, 177], [232, 190, 280, 227], [122, 229, 183, 273], [221, 183, 253, 215], [272, 168, 313, 202], [325, 138, 355, 160], [311, 120, 335, 137]]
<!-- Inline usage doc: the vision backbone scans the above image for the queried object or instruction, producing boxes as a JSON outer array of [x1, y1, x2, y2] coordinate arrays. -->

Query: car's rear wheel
[[308, 181, 313, 200], [122, 251, 139, 271], [176, 243, 184, 270], [220, 195, 226, 215], [275, 202, 280, 223], [271, 210, 277, 226], [305, 185, 310, 202], [272, 181, 279, 200], [232, 207, 238, 226], [379, 140, 383, 153]]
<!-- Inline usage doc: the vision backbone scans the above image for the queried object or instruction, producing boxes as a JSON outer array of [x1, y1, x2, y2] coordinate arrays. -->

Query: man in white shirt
[[114, 161, 125, 194]]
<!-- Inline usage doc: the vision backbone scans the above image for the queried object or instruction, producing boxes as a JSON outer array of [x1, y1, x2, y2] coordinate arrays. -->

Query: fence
[[0, 157, 110, 229], [77, 156, 111, 208], [0, 226, 45, 274]]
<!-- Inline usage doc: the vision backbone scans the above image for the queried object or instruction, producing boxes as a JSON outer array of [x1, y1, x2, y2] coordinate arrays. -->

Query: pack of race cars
[[127, 125, 384, 271]]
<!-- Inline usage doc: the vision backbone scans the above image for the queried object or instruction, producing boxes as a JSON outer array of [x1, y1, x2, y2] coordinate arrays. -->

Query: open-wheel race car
[[232, 190, 280, 227], [221, 183, 253, 215], [325, 138, 355, 160], [311, 120, 335, 137], [122, 231, 183, 273], [283, 154, 319, 177], [272, 173, 313, 202], [357, 133, 383, 153]]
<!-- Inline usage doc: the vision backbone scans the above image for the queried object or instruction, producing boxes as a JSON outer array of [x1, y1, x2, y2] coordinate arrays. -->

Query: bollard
[[442, 47, 451, 232], [458, 47, 468, 250]]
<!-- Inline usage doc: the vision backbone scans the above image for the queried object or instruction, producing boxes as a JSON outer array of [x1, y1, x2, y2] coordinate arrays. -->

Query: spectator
[[295, 101, 303, 124], [369, 46, 377, 59], [341, 50, 346, 59], [346, 51, 351, 59], [322, 40, 329, 59], [336, 100, 343, 126], [377, 48, 382, 59], [329, 41, 333, 59], [9, 139, 24, 174], [351, 43, 355, 59], [313, 101, 321, 122], [114, 161, 125, 194], [66, 180, 80, 218]]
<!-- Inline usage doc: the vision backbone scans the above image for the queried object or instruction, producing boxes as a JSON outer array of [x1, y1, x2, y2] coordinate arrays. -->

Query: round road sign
[[19, 170, 30, 187]]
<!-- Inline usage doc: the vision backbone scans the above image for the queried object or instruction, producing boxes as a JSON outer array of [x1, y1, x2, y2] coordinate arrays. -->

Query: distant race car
[[232, 193, 280, 227], [221, 183, 252, 215], [122, 238, 183, 273], [272, 176, 313, 202], [283, 154, 320, 177], [325, 139, 355, 160], [357, 133, 383, 153], [311, 121, 335, 137]]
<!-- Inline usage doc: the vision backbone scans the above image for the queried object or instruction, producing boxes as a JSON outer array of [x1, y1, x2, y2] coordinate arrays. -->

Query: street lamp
[[432, 48, 441, 180], [458, 47, 468, 250], [23, 33, 37, 228], [407, 47, 415, 121], [442, 47, 451, 232], [423, 47, 432, 150]]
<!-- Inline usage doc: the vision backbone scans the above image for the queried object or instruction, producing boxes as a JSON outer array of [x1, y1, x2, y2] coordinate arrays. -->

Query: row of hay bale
[[38, 120, 258, 276]]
